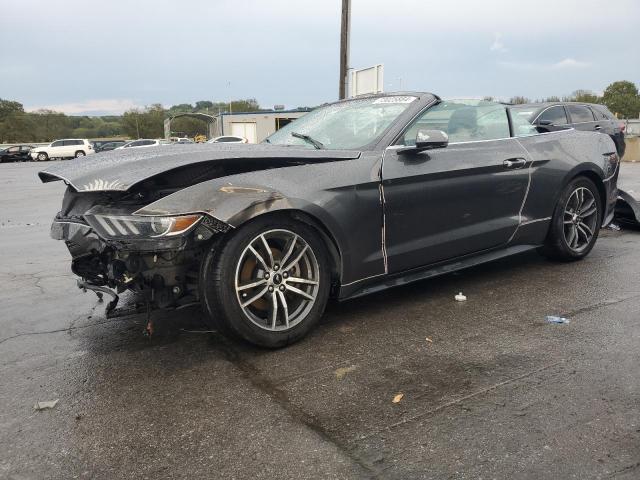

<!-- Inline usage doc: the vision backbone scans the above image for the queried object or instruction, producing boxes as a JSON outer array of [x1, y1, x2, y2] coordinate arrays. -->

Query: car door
[[382, 101, 531, 273], [566, 104, 597, 132], [19, 146, 32, 160], [534, 105, 570, 132], [588, 106, 614, 136], [63, 140, 79, 157], [48, 140, 64, 157], [6, 146, 20, 161]]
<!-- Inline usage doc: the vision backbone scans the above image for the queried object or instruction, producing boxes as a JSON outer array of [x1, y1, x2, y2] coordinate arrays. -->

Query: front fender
[[136, 179, 321, 228], [133, 157, 387, 286]]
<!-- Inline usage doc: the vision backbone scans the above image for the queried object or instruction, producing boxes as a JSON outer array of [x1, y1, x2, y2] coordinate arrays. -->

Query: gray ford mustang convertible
[[40, 93, 619, 347]]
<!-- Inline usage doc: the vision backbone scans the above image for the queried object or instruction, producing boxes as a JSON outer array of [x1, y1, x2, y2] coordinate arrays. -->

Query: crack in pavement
[[0, 312, 131, 348], [609, 461, 640, 478], [561, 293, 640, 318], [216, 339, 380, 479], [357, 360, 564, 442]]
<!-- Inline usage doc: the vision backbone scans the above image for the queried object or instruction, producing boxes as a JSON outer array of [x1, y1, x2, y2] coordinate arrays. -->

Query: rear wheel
[[37, 152, 48, 162], [200, 216, 331, 348], [75, 151, 85, 158], [540, 176, 601, 261]]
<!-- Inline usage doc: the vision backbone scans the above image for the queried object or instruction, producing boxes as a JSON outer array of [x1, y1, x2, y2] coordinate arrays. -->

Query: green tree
[[602, 80, 640, 118], [509, 96, 531, 105], [31, 110, 71, 142], [195, 100, 214, 111], [0, 99, 24, 120], [122, 104, 165, 138], [566, 90, 600, 104], [167, 103, 194, 115]]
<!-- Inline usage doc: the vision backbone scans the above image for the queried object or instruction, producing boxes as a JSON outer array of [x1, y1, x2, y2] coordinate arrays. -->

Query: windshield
[[265, 96, 417, 149], [509, 106, 536, 121]]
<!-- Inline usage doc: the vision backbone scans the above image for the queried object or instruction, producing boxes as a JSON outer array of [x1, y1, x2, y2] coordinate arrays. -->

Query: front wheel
[[539, 176, 602, 261], [37, 152, 48, 162], [200, 216, 331, 348]]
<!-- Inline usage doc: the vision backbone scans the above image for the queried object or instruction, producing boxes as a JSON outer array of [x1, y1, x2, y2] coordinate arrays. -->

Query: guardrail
[[0, 143, 49, 149]]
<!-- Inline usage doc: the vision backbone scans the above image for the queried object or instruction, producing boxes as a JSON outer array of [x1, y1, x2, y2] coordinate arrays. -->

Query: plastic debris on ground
[[34, 399, 59, 411], [455, 292, 467, 302], [607, 223, 621, 231], [392, 393, 404, 404], [425, 337, 433, 344], [546, 315, 570, 324]]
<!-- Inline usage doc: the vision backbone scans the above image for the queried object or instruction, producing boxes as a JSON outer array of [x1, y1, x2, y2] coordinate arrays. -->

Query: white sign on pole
[[349, 64, 384, 97]]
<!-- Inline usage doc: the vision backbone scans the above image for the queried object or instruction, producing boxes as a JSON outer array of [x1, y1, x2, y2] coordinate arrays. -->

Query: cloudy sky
[[1, 0, 639, 115]]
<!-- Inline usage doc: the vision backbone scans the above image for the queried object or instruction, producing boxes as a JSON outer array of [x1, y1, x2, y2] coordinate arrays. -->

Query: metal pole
[[339, 0, 351, 99]]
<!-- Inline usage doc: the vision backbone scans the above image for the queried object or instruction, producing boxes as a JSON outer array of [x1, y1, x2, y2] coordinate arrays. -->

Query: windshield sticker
[[373, 96, 417, 104]]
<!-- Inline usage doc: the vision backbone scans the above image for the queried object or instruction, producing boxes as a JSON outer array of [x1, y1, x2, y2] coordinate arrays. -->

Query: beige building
[[211, 109, 310, 143]]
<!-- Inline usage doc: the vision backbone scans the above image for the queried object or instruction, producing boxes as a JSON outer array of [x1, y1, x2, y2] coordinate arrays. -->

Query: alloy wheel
[[37, 153, 47, 161], [563, 187, 598, 252], [75, 151, 85, 157], [234, 229, 320, 332]]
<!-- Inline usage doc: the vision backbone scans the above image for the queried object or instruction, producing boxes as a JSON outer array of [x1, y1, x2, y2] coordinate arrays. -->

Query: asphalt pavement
[[1, 162, 639, 479]]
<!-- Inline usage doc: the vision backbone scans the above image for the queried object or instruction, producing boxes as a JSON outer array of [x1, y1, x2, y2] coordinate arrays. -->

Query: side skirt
[[338, 244, 539, 300]]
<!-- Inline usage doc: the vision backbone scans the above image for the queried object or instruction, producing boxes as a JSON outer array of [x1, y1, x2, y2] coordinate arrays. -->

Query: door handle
[[503, 158, 527, 169], [594, 125, 601, 130]]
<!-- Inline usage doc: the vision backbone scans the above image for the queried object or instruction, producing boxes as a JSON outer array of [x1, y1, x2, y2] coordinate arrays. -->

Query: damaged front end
[[51, 186, 231, 315]]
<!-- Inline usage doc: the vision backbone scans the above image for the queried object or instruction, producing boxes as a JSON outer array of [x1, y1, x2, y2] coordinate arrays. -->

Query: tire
[[75, 151, 86, 158], [37, 152, 48, 162], [200, 215, 331, 348], [539, 176, 602, 261]]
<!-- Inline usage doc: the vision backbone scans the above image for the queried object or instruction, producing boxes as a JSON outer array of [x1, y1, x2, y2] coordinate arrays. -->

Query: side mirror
[[415, 129, 448, 150]]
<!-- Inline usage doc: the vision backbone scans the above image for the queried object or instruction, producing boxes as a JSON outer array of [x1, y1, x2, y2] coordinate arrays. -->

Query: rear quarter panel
[[515, 129, 617, 242]]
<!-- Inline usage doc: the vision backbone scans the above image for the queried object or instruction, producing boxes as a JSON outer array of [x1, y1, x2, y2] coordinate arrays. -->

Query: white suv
[[31, 139, 94, 161]]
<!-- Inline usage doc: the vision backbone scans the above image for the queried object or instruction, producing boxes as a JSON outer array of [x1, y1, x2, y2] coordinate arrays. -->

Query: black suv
[[511, 102, 626, 157]]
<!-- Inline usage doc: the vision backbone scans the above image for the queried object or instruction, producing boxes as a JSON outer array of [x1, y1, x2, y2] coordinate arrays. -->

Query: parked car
[[40, 93, 619, 348], [510, 102, 626, 157], [173, 138, 194, 144], [94, 140, 128, 152], [207, 135, 248, 144], [0, 145, 33, 162], [30, 139, 94, 161], [115, 139, 170, 149]]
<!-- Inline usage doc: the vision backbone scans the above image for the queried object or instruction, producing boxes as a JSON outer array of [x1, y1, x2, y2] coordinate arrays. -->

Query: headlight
[[85, 214, 202, 239]]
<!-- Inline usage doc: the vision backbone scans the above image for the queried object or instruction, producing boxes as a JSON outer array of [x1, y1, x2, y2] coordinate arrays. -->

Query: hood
[[38, 143, 361, 192]]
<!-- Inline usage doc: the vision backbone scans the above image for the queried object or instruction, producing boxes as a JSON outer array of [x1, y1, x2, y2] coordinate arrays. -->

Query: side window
[[51, 140, 63, 147], [75, 140, 84, 146], [62, 140, 75, 146], [8, 146, 19, 153], [538, 106, 568, 125], [591, 107, 609, 121], [20, 146, 32, 152], [509, 111, 538, 137], [567, 105, 595, 123], [399, 101, 510, 145]]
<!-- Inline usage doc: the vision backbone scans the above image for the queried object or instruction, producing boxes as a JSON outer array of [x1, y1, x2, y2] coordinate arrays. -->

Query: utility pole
[[339, 0, 351, 99]]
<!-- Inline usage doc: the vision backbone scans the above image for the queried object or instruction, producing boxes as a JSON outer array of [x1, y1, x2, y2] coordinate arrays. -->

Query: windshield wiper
[[291, 131, 324, 150]]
